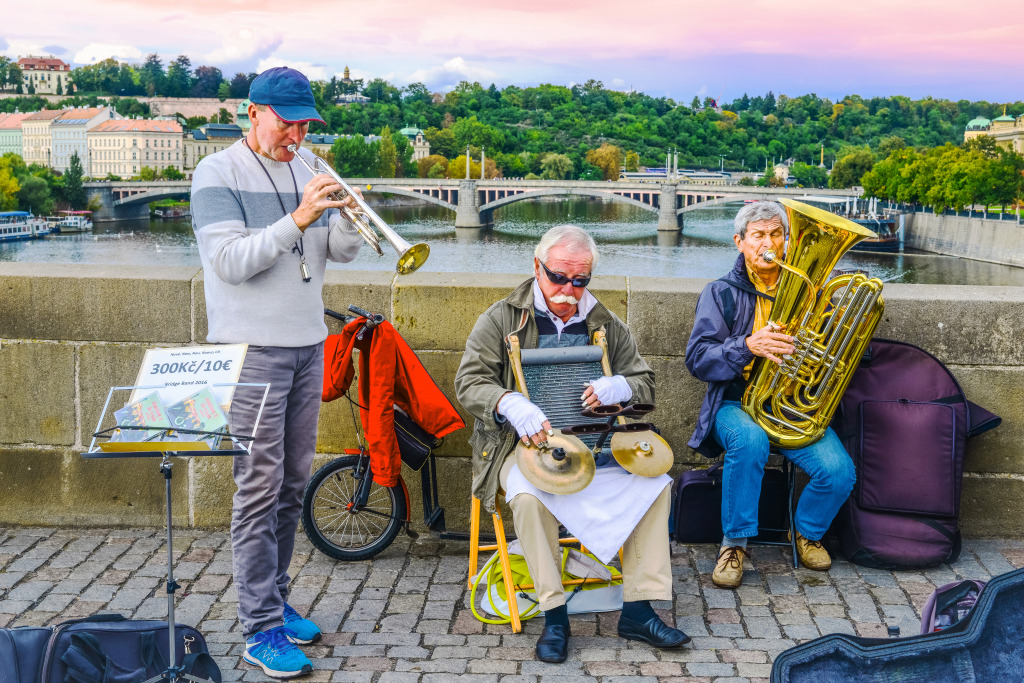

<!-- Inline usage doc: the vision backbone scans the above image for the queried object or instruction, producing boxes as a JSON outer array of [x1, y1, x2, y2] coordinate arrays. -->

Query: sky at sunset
[[2, 0, 1021, 102]]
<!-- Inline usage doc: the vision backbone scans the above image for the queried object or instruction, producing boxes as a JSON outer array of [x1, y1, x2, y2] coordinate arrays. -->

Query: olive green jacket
[[454, 278, 655, 512]]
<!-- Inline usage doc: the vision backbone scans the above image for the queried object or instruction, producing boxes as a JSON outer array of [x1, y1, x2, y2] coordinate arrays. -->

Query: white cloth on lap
[[505, 462, 671, 564]]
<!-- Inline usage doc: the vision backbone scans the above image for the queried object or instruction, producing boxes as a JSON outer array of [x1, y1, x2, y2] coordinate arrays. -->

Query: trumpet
[[286, 144, 429, 275]]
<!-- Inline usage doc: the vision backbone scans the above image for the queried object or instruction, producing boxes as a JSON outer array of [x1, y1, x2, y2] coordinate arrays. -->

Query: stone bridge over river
[[85, 178, 860, 227]]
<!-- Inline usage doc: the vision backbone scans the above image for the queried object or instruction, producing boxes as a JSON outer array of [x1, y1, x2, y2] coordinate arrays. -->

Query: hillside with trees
[[1, 53, 1022, 190]]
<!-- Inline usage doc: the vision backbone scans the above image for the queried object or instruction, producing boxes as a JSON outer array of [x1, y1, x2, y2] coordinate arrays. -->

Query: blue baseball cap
[[248, 67, 325, 124]]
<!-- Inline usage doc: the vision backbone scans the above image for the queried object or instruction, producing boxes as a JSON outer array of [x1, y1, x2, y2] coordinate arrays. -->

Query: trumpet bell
[[397, 242, 430, 276], [515, 432, 595, 495]]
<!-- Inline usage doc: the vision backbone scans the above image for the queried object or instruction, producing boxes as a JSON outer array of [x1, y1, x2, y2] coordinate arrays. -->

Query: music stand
[[84, 382, 270, 683]]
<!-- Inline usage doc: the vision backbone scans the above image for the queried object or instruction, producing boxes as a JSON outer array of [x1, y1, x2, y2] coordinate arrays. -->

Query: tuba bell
[[741, 198, 884, 449]]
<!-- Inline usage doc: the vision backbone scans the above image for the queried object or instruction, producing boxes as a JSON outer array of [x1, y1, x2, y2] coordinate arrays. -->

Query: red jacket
[[323, 318, 465, 486]]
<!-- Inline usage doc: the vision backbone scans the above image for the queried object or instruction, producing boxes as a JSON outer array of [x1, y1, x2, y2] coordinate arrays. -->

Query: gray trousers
[[230, 343, 324, 637]]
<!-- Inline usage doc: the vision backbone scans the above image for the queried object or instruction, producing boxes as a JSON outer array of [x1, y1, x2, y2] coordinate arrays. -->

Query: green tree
[[690, 96, 700, 110], [218, 108, 233, 124], [161, 166, 184, 180], [191, 65, 223, 98], [217, 81, 230, 101], [450, 116, 505, 152], [331, 135, 379, 177], [829, 147, 875, 188], [110, 96, 150, 118], [391, 130, 414, 177], [63, 152, 86, 209], [427, 162, 446, 178], [140, 53, 165, 97], [0, 164, 19, 210], [377, 125, 397, 177], [790, 162, 828, 188], [877, 136, 906, 157], [18, 176, 53, 214], [624, 150, 640, 172], [56, 76, 62, 96], [166, 55, 192, 97], [447, 155, 481, 179], [540, 153, 573, 180], [424, 127, 458, 158], [229, 72, 254, 98], [137, 166, 158, 181]]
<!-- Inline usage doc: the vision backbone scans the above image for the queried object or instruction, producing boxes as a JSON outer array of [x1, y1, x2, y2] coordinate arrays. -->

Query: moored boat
[[153, 205, 191, 219], [52, 210, 93, 233], [849, 215, 901, 253], [0, 211, 49, 241]]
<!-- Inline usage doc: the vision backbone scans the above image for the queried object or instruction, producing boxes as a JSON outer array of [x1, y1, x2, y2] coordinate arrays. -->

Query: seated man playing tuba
[[455, 225, 689, 663], [685, 201, 856, 589]]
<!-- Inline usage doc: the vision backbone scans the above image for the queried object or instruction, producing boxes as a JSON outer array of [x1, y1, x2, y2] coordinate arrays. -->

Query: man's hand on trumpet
[[292, 175, 364, 231]]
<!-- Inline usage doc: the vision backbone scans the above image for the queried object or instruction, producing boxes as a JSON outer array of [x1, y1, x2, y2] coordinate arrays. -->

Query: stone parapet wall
[[1, 263, 1023, 537], [905, 212, 1024, 267]]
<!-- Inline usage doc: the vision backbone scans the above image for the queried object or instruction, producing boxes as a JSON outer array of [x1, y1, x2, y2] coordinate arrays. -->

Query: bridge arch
[[480, 188, 657, 214], [360, 186, 456, 211], [113, 188, 191, 206], [677, 194, 769, 214]]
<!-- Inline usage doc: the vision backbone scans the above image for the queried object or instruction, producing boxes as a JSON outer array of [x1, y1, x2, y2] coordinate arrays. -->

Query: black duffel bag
[[672, 461, 790, 543], [0, 614, 220, 683]]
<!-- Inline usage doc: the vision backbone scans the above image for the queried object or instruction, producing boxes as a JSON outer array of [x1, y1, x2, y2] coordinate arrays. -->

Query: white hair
[[734, 201, 789, 238], [534, 225, 599, 269]]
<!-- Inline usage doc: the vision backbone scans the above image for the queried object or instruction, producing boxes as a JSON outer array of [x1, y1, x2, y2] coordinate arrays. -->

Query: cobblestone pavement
[[1, 526, 1021, 682]]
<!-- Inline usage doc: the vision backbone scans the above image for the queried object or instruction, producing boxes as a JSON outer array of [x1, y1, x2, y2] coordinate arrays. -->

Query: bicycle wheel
[[301, 455, 407, 560]]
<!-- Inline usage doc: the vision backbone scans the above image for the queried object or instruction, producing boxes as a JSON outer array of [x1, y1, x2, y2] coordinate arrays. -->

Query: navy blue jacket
[[685, 254, 759, 457]]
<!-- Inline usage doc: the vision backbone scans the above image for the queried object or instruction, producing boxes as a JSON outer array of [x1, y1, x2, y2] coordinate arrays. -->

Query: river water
[[3, 199, 1023, 285]]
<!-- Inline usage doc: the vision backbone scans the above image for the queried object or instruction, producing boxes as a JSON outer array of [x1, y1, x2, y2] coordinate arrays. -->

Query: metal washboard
[[519, 346, 609, 449]]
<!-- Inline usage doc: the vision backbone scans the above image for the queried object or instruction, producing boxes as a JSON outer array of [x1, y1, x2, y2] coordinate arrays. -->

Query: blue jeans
[[713, 400, 855, 541]]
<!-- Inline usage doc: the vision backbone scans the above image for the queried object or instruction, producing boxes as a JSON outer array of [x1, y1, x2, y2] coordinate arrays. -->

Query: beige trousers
[[499, 458, 673, 611]]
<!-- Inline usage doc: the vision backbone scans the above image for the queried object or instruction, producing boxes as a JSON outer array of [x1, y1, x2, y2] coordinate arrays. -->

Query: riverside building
[[21, 109, 63, 166], [0, 113, 31, 157], [964, 109, 1024, 153], [87, 119, 183, 178], [51, 107, 121, 175]]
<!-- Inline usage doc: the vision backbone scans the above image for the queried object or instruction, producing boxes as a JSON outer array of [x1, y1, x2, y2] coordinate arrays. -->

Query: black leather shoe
[[617, 614, 691, 648], [535, 623, 570, 663]]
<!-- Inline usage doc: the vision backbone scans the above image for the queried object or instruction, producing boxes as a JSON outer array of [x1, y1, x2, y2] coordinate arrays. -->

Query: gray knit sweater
[[191, 140, 363, 347]]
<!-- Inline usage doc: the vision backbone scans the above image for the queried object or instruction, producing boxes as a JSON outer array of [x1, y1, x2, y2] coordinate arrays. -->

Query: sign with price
[[130, 344, 248, 407]]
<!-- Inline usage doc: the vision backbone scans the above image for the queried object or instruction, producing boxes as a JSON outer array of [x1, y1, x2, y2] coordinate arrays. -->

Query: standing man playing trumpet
[[685, 201, 856, 589], [191, 66, 364, 679], [455, 225, 689, 664]]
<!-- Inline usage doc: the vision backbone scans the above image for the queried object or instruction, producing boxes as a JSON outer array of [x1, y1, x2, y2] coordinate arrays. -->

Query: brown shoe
[[712, 546, 749, 589], [791, 531, 832, 570]]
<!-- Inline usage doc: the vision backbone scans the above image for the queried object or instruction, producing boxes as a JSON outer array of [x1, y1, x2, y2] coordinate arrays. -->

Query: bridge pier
[[454, 180, 486, 228], [657, 184, 682, 232], [84, 184, 162, 222], [85, 186, 149, 221]]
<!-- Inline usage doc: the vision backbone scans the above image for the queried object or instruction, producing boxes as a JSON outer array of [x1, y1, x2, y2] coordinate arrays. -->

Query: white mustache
[[549, 294, 579, 305]]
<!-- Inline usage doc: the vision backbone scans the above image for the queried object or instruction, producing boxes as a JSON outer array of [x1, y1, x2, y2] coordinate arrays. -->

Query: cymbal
[[611, 430, 673, 477], [515, 432, 595, 495]]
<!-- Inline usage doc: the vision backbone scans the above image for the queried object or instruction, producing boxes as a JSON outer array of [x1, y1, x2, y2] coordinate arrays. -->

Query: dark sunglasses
[[541, 260, 591, 288]]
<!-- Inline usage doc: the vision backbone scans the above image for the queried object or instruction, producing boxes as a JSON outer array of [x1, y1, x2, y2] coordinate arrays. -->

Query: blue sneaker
[[283, 602, 322, 645], [243, 625, 313, 679]]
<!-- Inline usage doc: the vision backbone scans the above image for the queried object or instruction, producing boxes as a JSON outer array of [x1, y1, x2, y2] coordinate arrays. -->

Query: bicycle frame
[[322, 305, 478, 544]]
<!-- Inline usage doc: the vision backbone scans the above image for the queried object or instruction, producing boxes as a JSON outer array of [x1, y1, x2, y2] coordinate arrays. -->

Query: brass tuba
[[741, 198, 884, 449]]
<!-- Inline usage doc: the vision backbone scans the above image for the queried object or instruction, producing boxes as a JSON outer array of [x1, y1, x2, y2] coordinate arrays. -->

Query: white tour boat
[[0, 211, 50, 242], [53, 210, 94, 233]]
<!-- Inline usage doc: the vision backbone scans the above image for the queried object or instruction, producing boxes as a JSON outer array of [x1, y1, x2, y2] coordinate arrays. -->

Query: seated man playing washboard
[[455, 225, 689, 663]]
